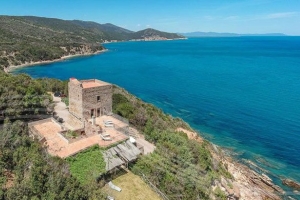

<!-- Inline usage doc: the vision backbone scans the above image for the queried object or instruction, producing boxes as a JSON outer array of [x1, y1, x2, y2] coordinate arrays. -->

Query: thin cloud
[[203, 15, 215, 20], [240, 12, 298, 21], [266, 12, 297, 19], [213, 0, 271, 12], [223, 15, 239, 20], [159, 17, 179, 22], [156, 17, 181, 25]]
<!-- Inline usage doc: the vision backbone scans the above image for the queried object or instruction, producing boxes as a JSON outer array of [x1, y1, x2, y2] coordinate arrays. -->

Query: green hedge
[[66, 146, 106, 185]]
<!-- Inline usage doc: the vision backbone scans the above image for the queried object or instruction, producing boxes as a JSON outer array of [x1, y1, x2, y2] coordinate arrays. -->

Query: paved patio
[[31, 116, 128, 158], [30, 96, 153, 158], [95, 115, 129, 129]]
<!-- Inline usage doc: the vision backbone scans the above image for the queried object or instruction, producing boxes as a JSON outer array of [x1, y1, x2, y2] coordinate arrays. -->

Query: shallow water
[[15, 37, 300, 189]]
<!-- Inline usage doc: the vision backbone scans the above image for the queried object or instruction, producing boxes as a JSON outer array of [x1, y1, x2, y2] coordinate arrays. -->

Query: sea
[[14, 37, 300, 194]]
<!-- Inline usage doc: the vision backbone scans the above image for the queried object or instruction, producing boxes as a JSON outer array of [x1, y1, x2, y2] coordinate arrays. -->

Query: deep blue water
[[14, 37, 300, 188]]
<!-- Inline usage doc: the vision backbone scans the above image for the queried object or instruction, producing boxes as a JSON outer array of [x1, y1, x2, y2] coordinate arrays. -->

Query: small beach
[[4, 49, 107, 73]]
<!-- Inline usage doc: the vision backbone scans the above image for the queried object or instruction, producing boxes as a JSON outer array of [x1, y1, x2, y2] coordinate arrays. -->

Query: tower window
[[97, 96, 101, 102], [91, 109, 94, 118]]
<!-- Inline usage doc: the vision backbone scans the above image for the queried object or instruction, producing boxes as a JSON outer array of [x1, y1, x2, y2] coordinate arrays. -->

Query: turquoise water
[[15, 37, 300, 190]]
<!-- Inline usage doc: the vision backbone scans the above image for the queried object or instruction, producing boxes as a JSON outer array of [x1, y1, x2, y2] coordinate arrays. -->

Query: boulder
[[282, 178, 300, 190]]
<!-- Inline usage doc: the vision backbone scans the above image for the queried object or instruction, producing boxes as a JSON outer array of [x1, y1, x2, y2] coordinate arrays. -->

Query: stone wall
[[68, 79, 83, 119], [67, 113, 84, 130], [28, 118, 51, 140], [84, 119, 102, 135], [28, 118, 58, 141], [82, 84, 112, 119]]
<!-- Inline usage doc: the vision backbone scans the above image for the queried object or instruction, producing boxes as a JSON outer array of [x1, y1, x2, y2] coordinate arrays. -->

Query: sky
[[1, 0, 300, 35]]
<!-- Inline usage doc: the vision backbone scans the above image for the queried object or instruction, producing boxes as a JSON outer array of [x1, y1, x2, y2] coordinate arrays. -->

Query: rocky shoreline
[[177, 128, 287, 200], [4, 49, 107, 73], [217, 153, 284, 200]]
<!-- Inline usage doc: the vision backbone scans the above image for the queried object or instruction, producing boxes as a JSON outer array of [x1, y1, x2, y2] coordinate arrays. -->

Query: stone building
[[28, 77, 151, 159], [68, 78, 113, 122]]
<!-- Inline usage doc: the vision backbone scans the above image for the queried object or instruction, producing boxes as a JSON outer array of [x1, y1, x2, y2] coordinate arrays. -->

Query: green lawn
[[66, 146, 106, 185], [103, 171, 162, 200]]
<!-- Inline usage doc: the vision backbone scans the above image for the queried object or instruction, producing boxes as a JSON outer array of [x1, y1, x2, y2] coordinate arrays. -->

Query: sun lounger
[[100, 134, 112, 141], [104, 124, 114, 127], [107, 196, 114, 200], [108, 181, 121, 192], [103, 137, 112, 141], [102, 133, 110, 137]]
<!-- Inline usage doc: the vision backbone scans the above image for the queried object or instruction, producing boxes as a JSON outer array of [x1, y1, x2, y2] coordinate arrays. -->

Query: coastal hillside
[[0, 71, 285, 199], [130, 28, 185, 40], [0, 16, 184, 70]]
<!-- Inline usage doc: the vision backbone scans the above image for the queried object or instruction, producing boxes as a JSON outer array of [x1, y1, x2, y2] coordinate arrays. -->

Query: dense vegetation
[[0, 16, 184, 70], [0, 71, 68, 122], [0, 71, 51, 121], [67, 146, 106, 185], [112, 88, 190, 132], [0, 120, 89, 199], [112, 86, 230, 199]]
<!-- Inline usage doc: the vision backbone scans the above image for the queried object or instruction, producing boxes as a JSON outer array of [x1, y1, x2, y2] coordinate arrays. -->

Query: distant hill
[[131, 28, 185, 40], [0, 16, 184, 70], [70, 20, 134, 40], [181, 31, 286, 37]]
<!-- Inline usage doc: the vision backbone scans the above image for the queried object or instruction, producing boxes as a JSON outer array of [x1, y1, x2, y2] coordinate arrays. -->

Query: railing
[[28, 125, 45, 141], [56, 132, 69, 144], [28, 118, 52, 126], [110, 113, 129, 125], [114, 124, 129, 135], [139, 173, 170, 200]]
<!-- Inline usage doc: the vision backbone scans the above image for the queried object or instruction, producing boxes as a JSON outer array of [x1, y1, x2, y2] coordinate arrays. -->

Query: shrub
[[66, 146, 106, 185]]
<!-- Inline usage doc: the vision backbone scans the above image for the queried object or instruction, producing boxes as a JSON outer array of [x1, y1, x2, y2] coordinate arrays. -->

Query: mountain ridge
[[0, 15, 184, 70], [181, 31, 287, 37]]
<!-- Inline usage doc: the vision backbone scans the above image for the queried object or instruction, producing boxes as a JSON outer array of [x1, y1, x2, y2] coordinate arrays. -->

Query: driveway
[[53, 95, 69, 123]]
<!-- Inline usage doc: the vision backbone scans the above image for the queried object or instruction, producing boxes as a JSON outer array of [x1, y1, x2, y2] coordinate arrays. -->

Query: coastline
[[128, 37, 187, 42], [103, 37, 187, 44], [4, 38, 185, 73], [4, 37, 187, 74], [4, 49, 108, 73], [177, 128, 285, 200], [211, 145, 285, 200]]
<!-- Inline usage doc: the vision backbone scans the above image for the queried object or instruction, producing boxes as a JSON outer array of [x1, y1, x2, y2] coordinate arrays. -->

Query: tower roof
[[70, 78, 111, 88]]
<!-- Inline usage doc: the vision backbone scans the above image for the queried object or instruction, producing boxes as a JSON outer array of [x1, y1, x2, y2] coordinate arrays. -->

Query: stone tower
[[68, 78, 113, 122]]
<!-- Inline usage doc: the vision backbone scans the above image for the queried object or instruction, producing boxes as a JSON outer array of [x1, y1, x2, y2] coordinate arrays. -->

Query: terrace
[[28, 115, 129, 158], [70, 78, 111, 89]]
